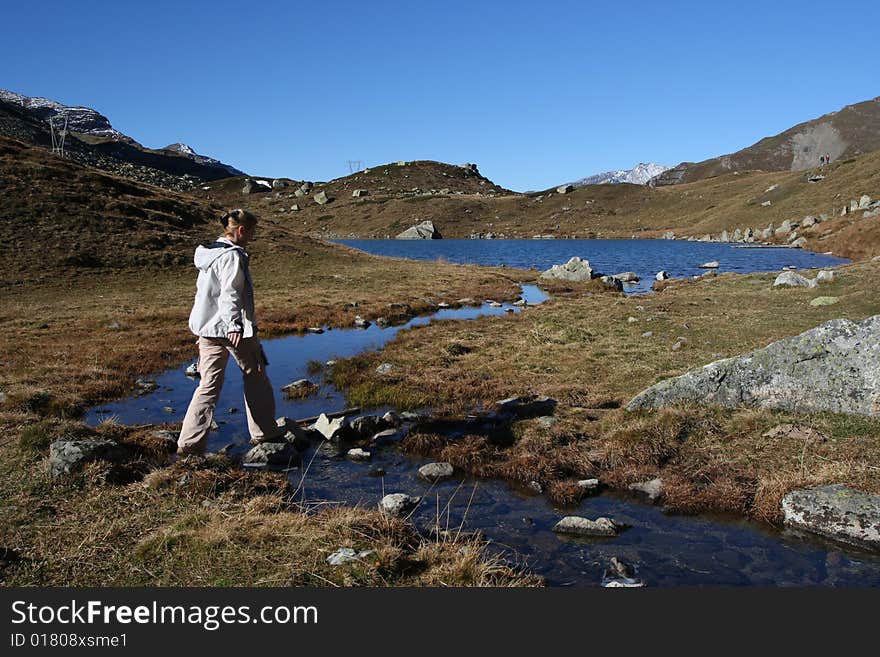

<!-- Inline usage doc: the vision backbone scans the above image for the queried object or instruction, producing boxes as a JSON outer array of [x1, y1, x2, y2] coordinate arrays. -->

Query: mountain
[[572, 162, 670, 187], [654, 96, 880, 185], [0, 89, 246, 184]]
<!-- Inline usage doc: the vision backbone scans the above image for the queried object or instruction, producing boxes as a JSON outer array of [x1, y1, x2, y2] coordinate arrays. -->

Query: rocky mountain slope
[[572, 162, 670, 186], [0, 89, 245, 186], [654, 96, 880, 185]]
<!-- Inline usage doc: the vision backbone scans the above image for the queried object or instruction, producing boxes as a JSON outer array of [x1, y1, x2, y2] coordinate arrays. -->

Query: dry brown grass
[[332, 261, 880, 523]]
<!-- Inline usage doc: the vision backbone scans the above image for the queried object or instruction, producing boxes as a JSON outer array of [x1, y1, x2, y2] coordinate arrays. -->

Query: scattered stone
[[379, 493, 421, 517], [539, 256, 594, 282], [107, 321, 121, 330], [418, 462, 454, 482], [489, 301, 502, 308], [306, 327, 324, 334], [602, 557, 646, 587], [802, 216, 816, 228], [773, 271, 816, 288], [185, 362, 199, 377], [49, 439, 125, 477], [671, 341, 683, 351], [556, 184, 574, 194], [282, 379, 318, 398], [347, 448, 371, 462], [312, 413, 347, 440], [628, 478, 664, 500], [162, 406, 175, 415], [552, 516, 624, 537], [152, 430, 179, 451], [495, 395, 557, 418], [352, 189, 369, 197], [791, 237, 808, 249], [627, 316, 639, 324], [614, 272, 640, 283], [600, 276, 624, 291], [859, 195, 873, 210], [243, 442, 299, 468], [762, 424, 827, 443], [371, 428, 407, 445], [816, 270, 835, 283], [765, 184, 779, 193], [376, 363, 394, 375], [527, 481, 543, 494], [641, 331, 654, 338], [656, 271, 670, 281], [663, 231, 675, 240], [577, 478, 600, 493], [327, 547, 375, 566], [314, 191, 331, 205], [395, 220, 442, 240], [782, 484, 880, 551], [699, 261, 719, 269], [810, 296, 839, 307], [627, 314, 880, 416], [290, 204, 300, 211], [761, 201, 772, 207], [354, 315, 370, 328], [135, 378, 158, 392]]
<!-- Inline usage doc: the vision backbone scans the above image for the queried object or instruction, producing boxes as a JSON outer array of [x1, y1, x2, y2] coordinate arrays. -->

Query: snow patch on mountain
[[0, 88, 129, 141], [163, 142, 245, 177], [572, 162, 671, 187]]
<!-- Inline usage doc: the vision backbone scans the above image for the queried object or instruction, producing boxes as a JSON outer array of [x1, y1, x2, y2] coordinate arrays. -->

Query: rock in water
[[627, 315, 880, 416], [395, 220, 442, 240], [782, 485, 880, 551], [312, 413, 346, 440], [379, 493, 421, 517], [552, 516, 623, 537], [699, 261, 719, 269], [539, 256, 594, 282], [418, 462, 454, 482], [243, 442, 299, 468]]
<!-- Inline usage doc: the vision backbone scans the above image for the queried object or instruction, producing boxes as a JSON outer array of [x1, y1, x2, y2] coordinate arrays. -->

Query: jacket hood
[[193, 239, 244, 272]]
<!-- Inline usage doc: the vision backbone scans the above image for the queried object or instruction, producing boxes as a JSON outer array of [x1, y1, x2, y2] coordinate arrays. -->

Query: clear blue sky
[[3, 0, 878, 191]]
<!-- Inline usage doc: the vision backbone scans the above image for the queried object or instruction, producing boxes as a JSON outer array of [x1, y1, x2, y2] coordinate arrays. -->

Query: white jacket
[[188, 237, 257, 338]]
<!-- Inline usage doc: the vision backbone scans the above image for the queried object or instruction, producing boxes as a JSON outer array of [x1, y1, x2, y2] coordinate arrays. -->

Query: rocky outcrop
[[539, 256, 594, 282], [395, 220, 442, 240], [782, 484, 880, 551], [627, 315, 880, 416], [49, 439, 125, 477]]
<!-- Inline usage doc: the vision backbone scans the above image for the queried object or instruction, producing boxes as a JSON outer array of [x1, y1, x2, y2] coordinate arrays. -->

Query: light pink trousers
[[177, 336, 280, 454]]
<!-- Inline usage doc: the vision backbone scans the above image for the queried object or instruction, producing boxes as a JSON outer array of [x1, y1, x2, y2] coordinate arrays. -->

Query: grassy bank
[[330, 261, 880, 522]]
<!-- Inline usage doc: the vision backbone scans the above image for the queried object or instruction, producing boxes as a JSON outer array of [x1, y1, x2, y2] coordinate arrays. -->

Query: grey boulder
[[49, 439, 125, 477], [539, 256, 593, 282], [379, 493, 421, 517], [243, 442, 299, 467], [395, 220, 442, 240], [627, 314, 880, 416], [553, 516, 624, 537], [418, 462, 454, 482], [773, 271, 817, 288], [782, 484, 880, 551]]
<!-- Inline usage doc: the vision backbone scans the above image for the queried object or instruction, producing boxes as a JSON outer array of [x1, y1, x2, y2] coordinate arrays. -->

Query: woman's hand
[[227, 331, 242, 348]]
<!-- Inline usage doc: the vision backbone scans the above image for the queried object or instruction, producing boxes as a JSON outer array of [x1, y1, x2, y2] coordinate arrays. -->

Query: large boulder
[[627, 315, 880, 416], [395, 220, 442, 240], [495, 395, 557, 418], [774, 271, 816, 288], [49, 439, 125, 477], [782, 484, 880, 551], [539, 256, 594, 282]]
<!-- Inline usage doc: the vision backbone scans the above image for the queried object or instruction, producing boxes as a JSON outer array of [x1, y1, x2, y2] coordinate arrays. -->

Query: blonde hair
[[220, 208, 258, 237]]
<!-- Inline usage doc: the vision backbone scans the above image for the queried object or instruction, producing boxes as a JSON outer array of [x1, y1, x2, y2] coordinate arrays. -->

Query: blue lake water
[[336, 239, 849, 293], [84, 246, 880, 586]]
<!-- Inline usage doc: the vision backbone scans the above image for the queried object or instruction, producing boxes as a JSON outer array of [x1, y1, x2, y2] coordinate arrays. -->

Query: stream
[[86, 284, 880, 586]]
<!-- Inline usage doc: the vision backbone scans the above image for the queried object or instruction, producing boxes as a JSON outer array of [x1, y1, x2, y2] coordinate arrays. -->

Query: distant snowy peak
[[0, 88, 130, 142], [572, 162, 671, 187], [162, 142, 245, 177]]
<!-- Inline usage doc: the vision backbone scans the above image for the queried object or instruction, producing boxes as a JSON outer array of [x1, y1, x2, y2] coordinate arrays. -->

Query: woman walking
[[177, 209, 282, 455]]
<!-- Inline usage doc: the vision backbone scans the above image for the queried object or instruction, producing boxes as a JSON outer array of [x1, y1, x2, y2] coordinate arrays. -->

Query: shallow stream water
[[86, 249, 880, 586]]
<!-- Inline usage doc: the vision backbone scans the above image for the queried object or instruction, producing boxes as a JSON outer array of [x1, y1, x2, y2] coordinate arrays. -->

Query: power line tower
[[50, 113, 68, 158], [347, 160, 363, 174]]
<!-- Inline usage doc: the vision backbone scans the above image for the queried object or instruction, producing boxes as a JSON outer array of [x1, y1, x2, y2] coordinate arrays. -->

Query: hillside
[[654, 96, 880, 185], [0, 91, 245, 189], [192, 147, 880, 260]]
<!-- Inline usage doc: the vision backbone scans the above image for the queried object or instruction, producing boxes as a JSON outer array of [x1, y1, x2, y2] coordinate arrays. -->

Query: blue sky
[[3, 0, 878, 191]]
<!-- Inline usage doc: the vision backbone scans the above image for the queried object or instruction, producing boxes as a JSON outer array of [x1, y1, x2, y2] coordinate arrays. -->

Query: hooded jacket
[[188, 237, 257, 338]]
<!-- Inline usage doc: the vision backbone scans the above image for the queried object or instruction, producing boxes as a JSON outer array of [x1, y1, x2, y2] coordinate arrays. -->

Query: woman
[[177, 208, 282, 455]]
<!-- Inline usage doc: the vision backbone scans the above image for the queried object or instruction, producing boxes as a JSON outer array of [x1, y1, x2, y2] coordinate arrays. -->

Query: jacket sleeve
[[216, 250, 246, 333]]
